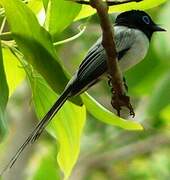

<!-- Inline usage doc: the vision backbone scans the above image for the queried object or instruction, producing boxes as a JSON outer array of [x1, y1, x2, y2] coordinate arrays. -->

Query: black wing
[[69, 27, 135, 96]]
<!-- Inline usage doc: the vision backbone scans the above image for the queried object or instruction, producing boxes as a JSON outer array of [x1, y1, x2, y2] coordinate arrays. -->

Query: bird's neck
[[140, 29, 153, 41]]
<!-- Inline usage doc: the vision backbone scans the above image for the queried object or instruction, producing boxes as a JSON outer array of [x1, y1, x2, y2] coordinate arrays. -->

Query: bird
[[1, 10, 165, 173]]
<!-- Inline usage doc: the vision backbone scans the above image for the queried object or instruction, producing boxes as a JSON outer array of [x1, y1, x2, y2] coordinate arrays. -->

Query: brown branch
[[90, 0, 135, 116], [72, 0, 142, 6], [90, 0, 121, 86], [72, 0, 137, 116]]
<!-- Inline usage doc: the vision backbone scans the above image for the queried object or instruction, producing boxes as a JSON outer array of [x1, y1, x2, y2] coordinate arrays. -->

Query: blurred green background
[[0, 0, 170, 179]]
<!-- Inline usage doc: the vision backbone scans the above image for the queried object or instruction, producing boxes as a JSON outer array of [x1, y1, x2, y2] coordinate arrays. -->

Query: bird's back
[[67, 26, 149, 97]]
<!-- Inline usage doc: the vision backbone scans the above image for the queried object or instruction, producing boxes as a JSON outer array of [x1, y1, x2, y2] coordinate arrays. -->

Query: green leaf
[[81, 93, 143, 131], [1, 0, 68, 95], [2, 48, 25, 96], [42, 0, 49, 10], [2, 0, 82, 105], [27, 0, 43, 15], [75, 0, 167, 20], [45, 0, 81, 39], [27, 0, 45, 25], [23, 64, 86, 179], [27, 142, 60, 180], [0, 43, 8, 139]]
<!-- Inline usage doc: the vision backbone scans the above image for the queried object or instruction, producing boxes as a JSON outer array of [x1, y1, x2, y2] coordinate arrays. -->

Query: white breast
[[118, 28, 149, 72]]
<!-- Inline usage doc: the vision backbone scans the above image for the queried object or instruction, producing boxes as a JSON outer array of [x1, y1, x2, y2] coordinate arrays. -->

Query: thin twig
[[71, 0, 142, 6], [54, 26, 86, 46], [90, 0, 135, 116], [72, 0, 138, 116]]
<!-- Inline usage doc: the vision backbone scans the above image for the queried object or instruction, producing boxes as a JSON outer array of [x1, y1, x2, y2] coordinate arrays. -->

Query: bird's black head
[[115, 10, 165, 40]]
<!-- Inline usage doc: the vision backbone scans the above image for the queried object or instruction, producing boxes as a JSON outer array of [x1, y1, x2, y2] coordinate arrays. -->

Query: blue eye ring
[[142, 16, 150, 24]]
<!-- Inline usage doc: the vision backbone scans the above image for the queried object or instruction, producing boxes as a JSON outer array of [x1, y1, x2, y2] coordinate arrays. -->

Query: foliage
[[0, 41, 8, 139], [76, 0, 167, 20], [0, 0, 169, 179]]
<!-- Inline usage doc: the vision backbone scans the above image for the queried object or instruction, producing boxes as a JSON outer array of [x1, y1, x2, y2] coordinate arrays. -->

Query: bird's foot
[[111, 92, 135, 118]]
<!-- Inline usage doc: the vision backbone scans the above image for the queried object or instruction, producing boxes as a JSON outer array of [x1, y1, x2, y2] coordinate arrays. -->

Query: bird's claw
[[111, 92, 135, 118]]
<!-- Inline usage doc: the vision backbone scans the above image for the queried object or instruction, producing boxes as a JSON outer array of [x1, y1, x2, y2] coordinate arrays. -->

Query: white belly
[[119, 29, 149, 72]]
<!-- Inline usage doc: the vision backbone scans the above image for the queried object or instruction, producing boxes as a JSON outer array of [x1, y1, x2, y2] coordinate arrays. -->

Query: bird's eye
[[142, 16, 150, 24]]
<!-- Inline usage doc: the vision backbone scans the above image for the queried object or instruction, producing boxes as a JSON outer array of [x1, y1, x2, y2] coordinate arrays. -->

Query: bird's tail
[[1, 87, 71, 175]]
